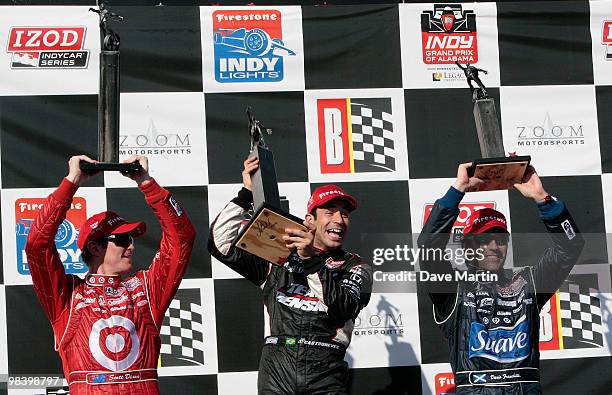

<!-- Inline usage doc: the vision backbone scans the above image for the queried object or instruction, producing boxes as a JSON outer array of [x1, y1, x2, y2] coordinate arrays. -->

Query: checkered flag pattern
[[350, 99, 396, 172], [160, 289, 206, 367], [559, 282, 604, 348], [0, 2, 611, 394]]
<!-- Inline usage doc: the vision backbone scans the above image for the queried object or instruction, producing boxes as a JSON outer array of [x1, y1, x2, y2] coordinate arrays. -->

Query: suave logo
[[468, 317, 530, 362]]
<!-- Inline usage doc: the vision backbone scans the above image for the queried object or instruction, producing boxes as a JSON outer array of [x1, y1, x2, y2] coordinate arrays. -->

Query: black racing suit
[[208, 188, 372, 395], [418, 187, 585, 395]]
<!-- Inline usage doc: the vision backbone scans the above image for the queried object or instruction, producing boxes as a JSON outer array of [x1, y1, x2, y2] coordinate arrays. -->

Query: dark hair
[[81, 238, 108, 265]]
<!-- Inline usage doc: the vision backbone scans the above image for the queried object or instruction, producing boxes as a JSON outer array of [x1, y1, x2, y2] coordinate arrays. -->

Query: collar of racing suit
[[85, 273, 122, 288]]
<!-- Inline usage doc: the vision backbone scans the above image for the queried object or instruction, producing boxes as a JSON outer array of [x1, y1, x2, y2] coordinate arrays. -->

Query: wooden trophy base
[[467, 156, 531, 191], [80, 161, 142, 173], [233, 203, 307, 265]]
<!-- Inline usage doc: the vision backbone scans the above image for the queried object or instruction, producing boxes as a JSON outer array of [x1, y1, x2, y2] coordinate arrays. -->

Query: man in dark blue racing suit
[[418, 163, 585, 394]]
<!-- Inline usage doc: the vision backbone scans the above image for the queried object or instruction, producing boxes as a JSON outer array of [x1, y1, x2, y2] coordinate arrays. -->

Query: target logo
[[89, 316, 140, 371]]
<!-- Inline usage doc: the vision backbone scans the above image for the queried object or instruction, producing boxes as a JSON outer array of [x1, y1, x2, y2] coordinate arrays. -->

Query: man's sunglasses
[[472, 233, 509, 246], [104, 233, 134, 248]]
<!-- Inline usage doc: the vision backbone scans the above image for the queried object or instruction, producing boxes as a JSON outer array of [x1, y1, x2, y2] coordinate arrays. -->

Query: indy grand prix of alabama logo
[[6, 26, 90, 68], [213, 10, 295, 83], [421, 4, 477, 65]]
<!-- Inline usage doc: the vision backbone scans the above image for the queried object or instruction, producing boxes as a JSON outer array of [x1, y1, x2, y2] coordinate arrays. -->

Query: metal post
[[99, 50, 120, 163], [473, 98, 505, 158]]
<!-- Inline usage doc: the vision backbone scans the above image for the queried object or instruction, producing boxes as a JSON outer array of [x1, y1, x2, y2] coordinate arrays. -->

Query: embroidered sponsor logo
[[169, 196, 183, 217], [276, 284, 327, 313], [325, 256, 345, 269], [561, 219, 576, 240], [469, 316, 530, 362]]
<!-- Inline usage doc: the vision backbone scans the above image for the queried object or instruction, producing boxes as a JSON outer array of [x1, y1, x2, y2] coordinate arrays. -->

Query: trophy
[[80, 2, 141, 174], [231, 108, 307, 265], [457, 62, 530, 191]]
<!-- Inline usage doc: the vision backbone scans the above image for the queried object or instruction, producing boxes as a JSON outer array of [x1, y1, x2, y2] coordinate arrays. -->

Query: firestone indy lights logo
[[317, 98, 396, 174], [421, 4, 477, 65], [15, 197, 88, 275], [213, 10, 295, 83], [6, 27, 89, 68]]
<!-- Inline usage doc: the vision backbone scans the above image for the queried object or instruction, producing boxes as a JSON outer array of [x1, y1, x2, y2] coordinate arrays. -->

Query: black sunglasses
[[105, 233, 134, 248], [472, 233, 509, 246]]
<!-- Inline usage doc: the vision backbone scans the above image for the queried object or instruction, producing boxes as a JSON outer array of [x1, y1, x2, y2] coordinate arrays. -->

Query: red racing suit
[[25, 178, 196, 394]]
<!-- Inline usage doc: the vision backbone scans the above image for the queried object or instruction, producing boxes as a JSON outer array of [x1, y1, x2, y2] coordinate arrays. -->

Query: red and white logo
[[6, 27, 90, 69], [423, 202, 495, 240], [89, 316, 140, 371], [539, 293, 562, 351], [602, 21, 612, 60], [435, 372, 456, 395], [316, 97, 396, 174], [421, 4, 478, 65]]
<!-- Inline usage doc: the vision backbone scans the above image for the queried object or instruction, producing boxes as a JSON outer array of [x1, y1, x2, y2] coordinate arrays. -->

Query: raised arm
[[512, 167, 585, 307], [208, 187, 271, 287], [25, 155, 96, 323], [418, 163, 481, 322], [122, 155, 197, 327]]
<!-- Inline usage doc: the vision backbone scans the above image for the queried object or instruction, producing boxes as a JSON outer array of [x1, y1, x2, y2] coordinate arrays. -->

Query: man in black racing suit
[[208, 156, 372, 394], [418, 163, 585, 394]]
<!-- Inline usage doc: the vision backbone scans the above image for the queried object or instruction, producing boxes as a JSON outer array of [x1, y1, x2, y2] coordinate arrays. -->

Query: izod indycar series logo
[[6, 26, 90, 68], [15, 197, 88, 275], [317, 98, 396, 174], [212, 10, 295, 83], [423, 202, 495, 242], [421, 4, 477, 65]]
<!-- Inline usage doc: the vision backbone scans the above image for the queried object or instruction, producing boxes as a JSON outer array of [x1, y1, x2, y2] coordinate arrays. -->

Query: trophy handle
[[79, 160, 142, 174]]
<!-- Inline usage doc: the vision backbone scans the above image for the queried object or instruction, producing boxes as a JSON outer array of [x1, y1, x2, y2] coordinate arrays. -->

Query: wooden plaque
[[233, 203, 307, 265], [468, 156, 531, 192]]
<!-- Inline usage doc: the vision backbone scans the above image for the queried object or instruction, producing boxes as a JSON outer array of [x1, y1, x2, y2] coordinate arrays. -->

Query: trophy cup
[[456, 62, 530, 191], [231, 107, 307, 265], [80, 2, 141, 174]]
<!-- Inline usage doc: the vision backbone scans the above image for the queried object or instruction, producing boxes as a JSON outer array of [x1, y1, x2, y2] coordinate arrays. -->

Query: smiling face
[[306, 200, 351, 251], [467, 232, 509, 271], [87, 233, 135, 275], [103, 233, 135, 274]]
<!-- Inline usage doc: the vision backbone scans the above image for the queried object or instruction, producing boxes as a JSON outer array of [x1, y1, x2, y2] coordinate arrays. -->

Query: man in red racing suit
[[25, 154, 196, 394]]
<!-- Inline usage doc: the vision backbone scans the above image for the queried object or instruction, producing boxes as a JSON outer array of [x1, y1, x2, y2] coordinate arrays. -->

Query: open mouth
[[327, 228, 345, 242]]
